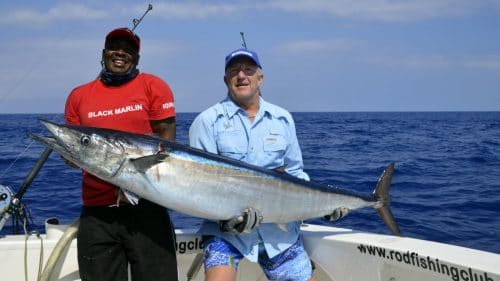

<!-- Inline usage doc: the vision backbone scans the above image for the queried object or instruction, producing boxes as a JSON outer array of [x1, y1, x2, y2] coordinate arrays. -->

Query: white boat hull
[[1, 220, 499, 281]]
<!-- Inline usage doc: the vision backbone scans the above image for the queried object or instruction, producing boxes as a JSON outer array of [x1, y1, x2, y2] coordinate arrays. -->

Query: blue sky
[[0, 1, 499, 113]]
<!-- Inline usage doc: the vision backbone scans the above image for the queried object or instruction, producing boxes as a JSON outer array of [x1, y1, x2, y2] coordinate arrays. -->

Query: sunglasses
[[226, 64, 259, 77]]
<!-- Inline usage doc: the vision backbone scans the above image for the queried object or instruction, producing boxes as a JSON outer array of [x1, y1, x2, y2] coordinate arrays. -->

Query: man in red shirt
[[65, 27, 178, 281]]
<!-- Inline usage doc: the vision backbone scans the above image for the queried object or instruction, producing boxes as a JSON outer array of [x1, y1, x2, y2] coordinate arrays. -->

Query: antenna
[[132, 4, 153, 31], [240, 32, 247, 49]]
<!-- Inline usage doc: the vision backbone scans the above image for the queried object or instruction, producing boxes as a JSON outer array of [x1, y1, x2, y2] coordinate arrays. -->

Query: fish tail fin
[[373, 162, 401, 236]]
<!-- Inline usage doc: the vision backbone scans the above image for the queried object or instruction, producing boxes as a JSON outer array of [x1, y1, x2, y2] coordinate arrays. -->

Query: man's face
[[102, 38, 138, 74], [224, 57, 263, 104]]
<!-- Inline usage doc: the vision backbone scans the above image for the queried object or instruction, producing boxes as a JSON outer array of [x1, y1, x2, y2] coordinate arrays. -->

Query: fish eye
[[80, 135, 91, 146]]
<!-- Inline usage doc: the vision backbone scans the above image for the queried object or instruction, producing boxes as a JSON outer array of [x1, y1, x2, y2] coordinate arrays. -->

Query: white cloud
[[0, 2, 254, 26], [274, 36, 500, 71], [1, 1, 496, 26], [149, 0, 487, 22], [487, 0, 500, 9], [463, 54, 500, 70], [152, 2, 243, 19], [0, 4, 106, 26], [365, 53, 500, 70], [369, 54, 452, 69], [141, 39, 185, 56], [278, 38, 361, 55], [268, 0, 479, 22]]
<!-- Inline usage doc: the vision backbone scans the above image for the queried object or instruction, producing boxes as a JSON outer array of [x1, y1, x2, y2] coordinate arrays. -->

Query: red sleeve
[[64, 89, 81, 126], [146, 74, 176, 120]]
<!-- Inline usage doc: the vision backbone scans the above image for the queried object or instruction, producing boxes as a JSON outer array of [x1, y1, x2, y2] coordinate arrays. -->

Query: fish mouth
[[29, 120, 80, 166], [31, 119, 67, 145], [29, 133, 58, 148], [29, 132, 76, 163], [38, 119, 65, 138], [30, 119, 128, 178]]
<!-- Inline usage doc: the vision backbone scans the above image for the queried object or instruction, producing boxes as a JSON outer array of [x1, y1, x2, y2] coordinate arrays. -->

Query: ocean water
[[0, 112, 499, 254]]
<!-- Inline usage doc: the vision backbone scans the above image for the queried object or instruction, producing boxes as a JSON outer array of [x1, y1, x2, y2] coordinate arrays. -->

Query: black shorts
[[77, 200, 178, 281]]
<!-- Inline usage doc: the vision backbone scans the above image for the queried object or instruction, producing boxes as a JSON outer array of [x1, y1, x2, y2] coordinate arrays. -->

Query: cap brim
[[106, 29, 140, 52]]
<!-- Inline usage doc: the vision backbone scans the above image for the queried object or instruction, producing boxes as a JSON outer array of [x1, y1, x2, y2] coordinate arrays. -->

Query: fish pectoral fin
[[130, 153, 169, 172], [121, 189, 140, 205]]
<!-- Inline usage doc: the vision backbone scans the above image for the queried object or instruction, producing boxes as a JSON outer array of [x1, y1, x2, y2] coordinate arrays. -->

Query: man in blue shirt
[[189, 48, 317, 281]]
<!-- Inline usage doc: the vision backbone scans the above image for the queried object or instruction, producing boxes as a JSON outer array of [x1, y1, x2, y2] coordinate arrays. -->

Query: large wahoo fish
[[31, 120, 401, 236]]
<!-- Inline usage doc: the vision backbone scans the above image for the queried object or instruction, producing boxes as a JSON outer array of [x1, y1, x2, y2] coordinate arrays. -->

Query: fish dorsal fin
[[131, 153, 169, 173]]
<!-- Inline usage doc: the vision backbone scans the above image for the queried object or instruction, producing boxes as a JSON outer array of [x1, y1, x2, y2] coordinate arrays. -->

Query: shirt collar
[[220, 96, 277, 120]]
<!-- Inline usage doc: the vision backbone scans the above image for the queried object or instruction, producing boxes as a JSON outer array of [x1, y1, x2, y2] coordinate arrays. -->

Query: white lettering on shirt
[[87, 104, 144, 119], [162, 102, 175, 109], [115, 104, 143, 114], [88, 110, 114, 119]]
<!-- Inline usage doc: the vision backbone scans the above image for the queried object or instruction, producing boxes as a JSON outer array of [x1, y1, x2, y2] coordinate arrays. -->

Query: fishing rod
[[0, 147, 53, 233], [240, 32, 247, 48], [132, 4, 153, 31], [1, 4, 154, 235], [238, 32, 263, 97]]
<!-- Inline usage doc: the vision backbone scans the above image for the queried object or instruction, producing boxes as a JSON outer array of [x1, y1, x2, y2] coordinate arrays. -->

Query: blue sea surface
[[0, 112, 499, 254]]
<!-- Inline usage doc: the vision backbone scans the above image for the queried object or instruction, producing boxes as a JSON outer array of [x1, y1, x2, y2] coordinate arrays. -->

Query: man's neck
[[229, 94, 260, 119]]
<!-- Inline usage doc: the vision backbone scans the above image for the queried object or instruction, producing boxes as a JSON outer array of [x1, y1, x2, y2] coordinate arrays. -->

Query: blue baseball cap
[[224, 48, 262, 70]]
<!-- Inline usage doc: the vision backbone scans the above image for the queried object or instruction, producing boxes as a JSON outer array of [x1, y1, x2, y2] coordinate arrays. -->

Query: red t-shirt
[[65, 73, 176, 206]]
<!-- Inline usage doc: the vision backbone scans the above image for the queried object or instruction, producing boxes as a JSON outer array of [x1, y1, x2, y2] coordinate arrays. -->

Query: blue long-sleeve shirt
[[188, 96, 309, 262]]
